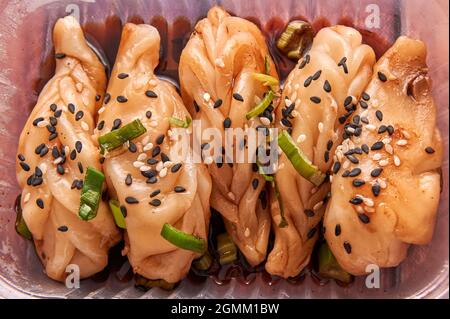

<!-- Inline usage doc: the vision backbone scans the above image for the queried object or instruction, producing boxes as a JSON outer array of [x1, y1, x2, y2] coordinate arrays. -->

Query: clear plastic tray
[[0, 0, 448, 299]]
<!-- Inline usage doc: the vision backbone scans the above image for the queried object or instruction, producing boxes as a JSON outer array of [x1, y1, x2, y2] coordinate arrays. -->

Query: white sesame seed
[[133, 161, 145, 168], [98, 106, 105, 114], [379, 159, 389, 167], [81, 121, 89, 131], [23, 192, 31, 203], [330, 99, 338, 110], [365, 124, 376, 131], [318, 122, 324, 133], [360, 110, 369, 118], [64, 146, 70, 155], [382, 137, 391, 145], [227, 192, 236, 201], [37, 120, 49, 128], [214, 58, 225, 68], [163, 161, 173, 168], [329, 175, 333, 183], [203, 92, 211, 102], [363, 197, 374, 207], [260, 117, 271, 126], [156, 161, 164, 172], [284, 98, 292, 106], [159, 167, 168, 177], [396, 139, 408, 146], [167, 130, 173, 137], [297, 134, 306, 143], [356, 205, 365, 214], [294, 84, 300, 90], [143, 143, 153, 152], [385, 143, 394, 154], [402, 130, 411, 139], [342, 160, 350, 169], [347, 127, 356, 134], [365, 207, 375, 213], [313, 201, 323, 211], [53, 157, 63, 165], [244, 228, 251, 237], [291, 110, 299, 117], [378, 179, 387, 189], [373, 153, 382, 161], [137, 153, 147, 161], [150, 121, 158, 127], [142, 136, 150, 145], [139, 165, 151, 172], [38, 163, 47, 174], [394, 155, 401, 166]]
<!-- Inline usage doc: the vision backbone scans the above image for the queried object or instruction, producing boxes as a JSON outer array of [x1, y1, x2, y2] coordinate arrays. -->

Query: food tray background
[[0, 0, 448, 299]]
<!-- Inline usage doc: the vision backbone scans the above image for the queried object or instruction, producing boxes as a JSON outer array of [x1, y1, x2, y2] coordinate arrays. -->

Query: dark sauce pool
[[13, 9, 395, 290]]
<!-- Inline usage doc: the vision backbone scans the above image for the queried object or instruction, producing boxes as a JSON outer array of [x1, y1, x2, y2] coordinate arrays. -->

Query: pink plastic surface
[[0, 0, 448, 298]]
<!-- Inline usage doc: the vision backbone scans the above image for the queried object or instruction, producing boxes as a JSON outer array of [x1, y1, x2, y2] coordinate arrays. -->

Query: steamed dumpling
[[324, 37, 443, 275], [266, 26, 376, 278], [15, 16, 121, 281], [97, 23, 212, 283]]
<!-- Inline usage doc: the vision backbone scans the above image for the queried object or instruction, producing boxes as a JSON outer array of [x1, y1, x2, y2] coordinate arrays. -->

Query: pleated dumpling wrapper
[[324, 37, 443, 275], [266, 26, 376, 278], [179, 6, 278, 267], [15, 16, 121, 281], [96, 23, 212, 284]]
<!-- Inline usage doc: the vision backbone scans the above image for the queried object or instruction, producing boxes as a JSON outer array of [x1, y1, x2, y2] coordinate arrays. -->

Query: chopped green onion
[[273, 178, 288, 228], [245, 90, 275, 120], [15, 200, 32, 240], [193, 251, 213, 271], [78, 166, 104, 221], [278, 130, 326, 187], [253, 73, 279, 91], [109, 199, 126, 229], [277, 20, 313, 60], [169, 116, 192, 128], [160, 223, 206, 254], [98, 119, 146, 153], [217, 233, 237, 265], [264, 55, 271, 75], [256, 160, 274, 182], [135, 275, 176, 291], [318, 243, 352, 283]]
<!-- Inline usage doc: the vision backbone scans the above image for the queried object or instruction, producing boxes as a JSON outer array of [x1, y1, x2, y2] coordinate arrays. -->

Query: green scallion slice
[[253, 73, 279, 91], [169, 116, 192, 128], [256, 160, 274, 182], [109, 199, 126, 229], [192, 251, 213, 271], [277, 20, 313, 60], [135, 275, 176, 291], [277, 130, 326, 187], [78, 166, 104, 221], [264, 55, 271, 75], [318, 243, 352, 283], [217, 233, 237, 265], [15, 200, 32, 240], [160, 223, 206, 254], [98, 119, 146, 153], [245, 90, 275, 120]]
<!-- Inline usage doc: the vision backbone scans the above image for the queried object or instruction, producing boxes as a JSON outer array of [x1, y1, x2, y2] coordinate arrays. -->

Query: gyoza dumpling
[[178, 6, 278, 267], [266, 26, 376, 278], [97, 23, 212, 284], [15, 16, 121, 281], [323, 37, 443, 275]]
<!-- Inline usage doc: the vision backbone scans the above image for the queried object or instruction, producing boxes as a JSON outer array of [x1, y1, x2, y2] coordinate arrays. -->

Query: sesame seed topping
[[68, 103, 75, 114], [350, 196, 363, 205], [371, 168, 383, 177], [323, 80, 332, 92], [125, 174, 132, 186], [36, 198, 44, 209], [310, 96, 321, 104], [156, 134, 165, 145], [125, 196, 139, 204], [375, 110, 383, 121], [104, 93, 111, 104], [304, 76, 313, 87], [362, 92, 370, 101], [358, 213, 370, 224], [344, 242, 352, 254], [174, 186, 186, 193], [372, 183, 381, 197], [425, 146, 435, 154], [371, 141, 384, 150], [297, 134, 306, 143], [379, 159, 389, 167], [352, 179, 365, 187], [307, 227, 317, 239], [335, 224, 341, 236], [55, 53, 66, 59], [213, 99, 223, 108], [97, 120, 105, 130], [232, 93, 244, 102], [378, 72, 387, 82], [128, 142, 137, 153], [171, 163, 182, 173], [150, 190, 160, 197], [58, 225, 68, 232], [120, 205, 127, 217], [118, 73, 129, 79], [98, 107, 106, 114], [19, 162, 30, 171], [304, 209, 315, 217], [223, 117, 231, 129], [149, 199, 161, 207], [145, 110, 152, 119], [394, 155, 401, 166], [117, 96, 128, 103], [81, 121, 89, 131], [332, 161, 341, 174], [203, 92, 211, 102], [396, 139, 408, 146], [112, 119, 122, 130]]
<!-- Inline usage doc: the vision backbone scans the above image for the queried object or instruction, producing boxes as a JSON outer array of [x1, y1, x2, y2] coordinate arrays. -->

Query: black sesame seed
[[120, 205, 127, 217], [75, 141, 82, 153], [348, 168, 361, 177], [55, 53, 66, 59], [372, 183, 381, 197], [145, 90, 158, 98], [300, 209, 314, 219], [51, 147, 59, 158], [124, 174, 133, 186], [147, 158, 158, 165], [54, 109, 62, 118], [425, 146, 435, 154], [361, 117, 369, 124], [359, 100, 368, 109], [377, 125, 387, 134], [375, 110, 383, 121], [20, 162, 30, 171], [332, 161, 341, 174], [150, 199, 161, 206], [75, 111, 84, 121], [338, 57, 347, 66], [128, 142, 137, 153], [26, 175, 33, 185], [310, 96, 321, 104], [112, 119, 122, 130], [161, 153, 170, 163], [358, 213, 370, 224], [70, 149, 77, 160], [346, 154, 359, 164], [56, 164, 65, 175], [362, 92, 370, 101], [352, 179, 365, 187], [171, 163, 182, 173], [371, 168, 383, 177], [36, 198, 44, 209], [150, 190, 160, 198], [145, 111, 152, 119], [361, 144, 369, 154], [344, 96, 353, 107], [307, 227, 317, 239], [342, 170, 350, 177], [174, 186, 186, 193], [32, 176, 43, 186], [156, 134, 165, 145], [344, 242, 352, 254], [71, 180, 78, 189], [323, 80, 332, 93], [117, 96, 128, 103], [312, 70, 322, 80], [125, 196, 139, 204], [68, 103, 75, 114], [104, 93, 111, 105], [49, 116, 57, 126], [97, 120, 105, 130], [251, 178, 259, 190], [18, 154, 25, 161], [281, 118, 292, 127], [371, 141, 384, 150], [118, 73, 129, 79], [76, 180, 83, 189], [151, 146, 161, 157], [349, 196, 363, 205], [338, 116, 347, 124], [298, 59, 307, 69], [232, 93, 244, 102], [223, 117, 231, 129], [32, 117, 44, 126], [304, 76, 313, 87], [378, 71, 387, 82], [335, 224, 341, 236], [387, 125, 394, 135], [324, 151, 330, 163], [78, 162, 83, 174], [46, 124, 56, 134], [95, 95, 101, 102], [326, 140, 333, 151], [58, 225, 68, 232], [353, 115, 360, 125], [35, 143, 45, 154], [213, 99, 223, 108]]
